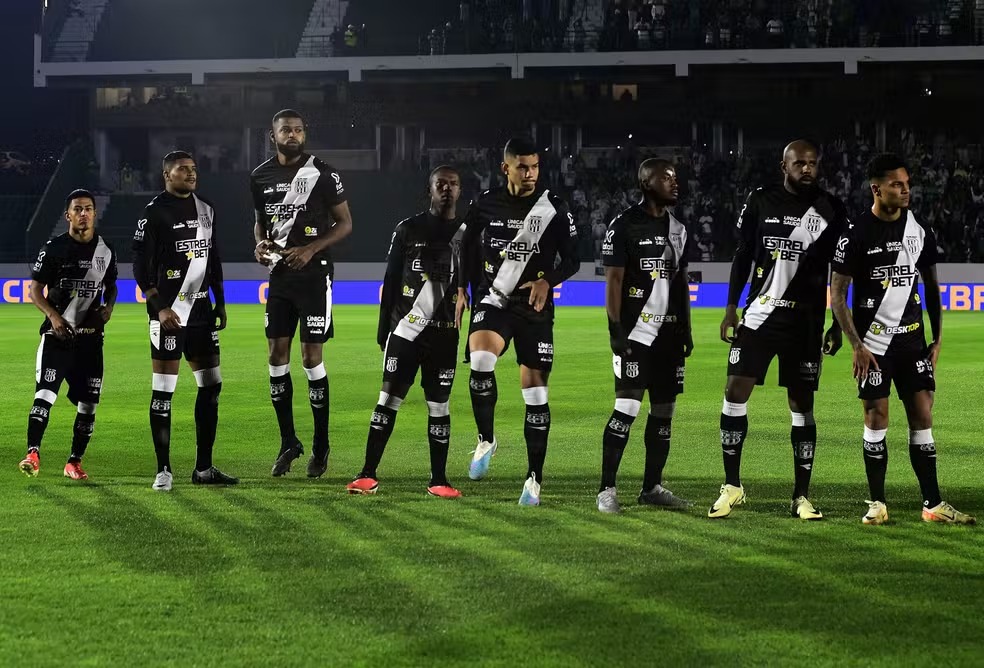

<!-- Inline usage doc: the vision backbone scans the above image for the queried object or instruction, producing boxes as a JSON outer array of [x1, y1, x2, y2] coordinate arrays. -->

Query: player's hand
[[281, 244, 317, 270], [683, 331, 695, 358], [822, 326, 843, 356], [927, 339, 941, 368], [720, 305, 739, 343], [520, 278, 550, 312], [96, 304, 114, 324], [609, 320, 631, 356], [158, 307, 181, 331], [49, 312, 74, 340], [852, 344, 880, 382], [254, 240, 273, 266], [213, 304, 227, 331], [455, 288, 470, 330]]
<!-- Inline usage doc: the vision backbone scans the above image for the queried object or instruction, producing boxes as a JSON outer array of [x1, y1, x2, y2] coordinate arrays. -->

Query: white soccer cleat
[[468, 438, 497, 480], [518, 474, 541, 506], [597, 487, 621, 514], [922, 501, 976, 525], [862, 500, 889, 525], [152, 467, 173, 492], [791, 496, 823, 521], [708, 484, 745, 518]]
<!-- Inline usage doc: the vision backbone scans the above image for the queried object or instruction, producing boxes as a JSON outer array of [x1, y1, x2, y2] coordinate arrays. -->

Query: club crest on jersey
[[867, 370, 883, 386], [385, 357, 398, 373], [625, 361, 639, 378], [294, 178, 309, 194], [528, 216, 542, 233], [805, 213, 824, 233], [44, 368, 56, 383], [729, 348, 741, 365], [904, 235, 920, 255], [164, 336, 177, 351], [94, 256, 106, 272]]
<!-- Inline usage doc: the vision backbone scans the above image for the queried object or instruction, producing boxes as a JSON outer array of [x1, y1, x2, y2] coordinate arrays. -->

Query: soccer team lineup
[[17, 109, 977, 527]]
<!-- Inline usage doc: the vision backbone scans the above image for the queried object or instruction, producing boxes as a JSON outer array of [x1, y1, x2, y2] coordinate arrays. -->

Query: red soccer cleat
[[346, 477, 379, 495], [18, 451, 39, 477], [427, 484, 462, 499], [63, 461, 89, 481]]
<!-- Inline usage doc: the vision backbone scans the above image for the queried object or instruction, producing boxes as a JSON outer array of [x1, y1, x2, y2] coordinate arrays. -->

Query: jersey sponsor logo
[[88, 377, 102, 389], [869, 321, 920, 336], [134, 219, 147, 241], [385, 357, 398, 373], [866, 247, 883, 255], [763, 236, 805, 261], [175, 238, 211, 257], [638, 312, 677, 323], [627, 287, 646, 299], [33, 250, 46, 272], [263, 186, 275, 194], [172, 222, 186, 229], [866, 370, 883, 386], [799, 361, 819, 376], [757, 294, 797, 308], [639, 257, 676, 280], [402, 285, 415, 298], [303, 226, 319, 237], [438, 368, 455, 380], [306, 316, 326, 335], [275, 183, 291, 193], [871, 264, 917, 289], [411, 259, 452, 282], [886, 241, 904, 252], [265, 202, 307, 220], [504, 219, 525, 230], [675, 366, 685, 380], [729, 347, 741, 364], [914, 359, 932, 375], [59, 278, 102, 298], [637, 239, 653, 245], [604, 229, 615, 244], [489, 219, 504, 227], [166, 269, 182, 280], [861, 298, 876, 308], [331, 172, 343, 195], [625, 361, 640, 378], [77, 259, 93, 269], [782, 216, 802, 227], [163, 335, 177, 351], [44, 368, 57, 383], [494, 238, 541, 262], [833, 236, 849, 262], [177, 290, 208, 301], [473, 310, 486, 323], [764, 217, 780, 225], [537, 342, 553, 355]]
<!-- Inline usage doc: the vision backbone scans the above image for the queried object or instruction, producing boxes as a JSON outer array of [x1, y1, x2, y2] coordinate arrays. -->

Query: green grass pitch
[[1, 303, 982, 666]]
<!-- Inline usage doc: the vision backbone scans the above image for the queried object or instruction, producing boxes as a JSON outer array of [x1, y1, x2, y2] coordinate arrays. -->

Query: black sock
[[791, 424, 817, 498], [428, 414, 451, 486], [362, 405, 397, 478], [909, 431, 942, 508], [69, 412, 95, 462], [524, 403, 550, 482], [270, 370, 295, 446], [308, 374, 330, 457], [862, 433, 888, 503], [27, 398, 53, 453], [468, 370, 497, 443], [643, 416, 672, 491], [150, 390, 173, 473], [195, 383, 221, 471], [721, 413, 748, 487], [600, 410, 634, 491]]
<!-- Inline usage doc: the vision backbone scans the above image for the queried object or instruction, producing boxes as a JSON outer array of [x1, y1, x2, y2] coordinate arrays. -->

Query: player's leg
[[149, 321, 182, 491], [639, 344, 691, 509], [466, 304, 508, 480], [20, 335, 67, 476], [516, 317, 553, 506], [858, 359, 891, 524], [267, 286, 303, 474], [62, 335, 104, 481], [187, 328, 238, 485], [597, 344, 645, 513], [785, 388, 822, 519], [298, 272, 334, 476], [421, 330, 459, 497]]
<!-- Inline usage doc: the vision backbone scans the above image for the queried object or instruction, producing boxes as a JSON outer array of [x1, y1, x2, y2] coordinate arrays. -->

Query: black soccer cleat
[[271, 439, 304, 477], [306, 448, 329, 478], [191, 466, 240, 485]]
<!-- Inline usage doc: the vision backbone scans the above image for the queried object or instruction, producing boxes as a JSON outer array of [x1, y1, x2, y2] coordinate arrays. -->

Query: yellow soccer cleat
[[862, 500, 889, 525], [791, 496, 823, 521], [922, 501, 976, 525], [708, 484, 745, 518]]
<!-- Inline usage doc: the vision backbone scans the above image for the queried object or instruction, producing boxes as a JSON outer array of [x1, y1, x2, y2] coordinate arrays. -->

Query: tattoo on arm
[[830, 272, 861, 348]]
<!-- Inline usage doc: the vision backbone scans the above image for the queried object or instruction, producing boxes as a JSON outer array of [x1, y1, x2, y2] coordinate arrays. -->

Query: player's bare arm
[[605, 266, 630, 354], [677, 272, 694, 357], [920, 264, 943, 366], [29, 280, 73, 339], [254, 211, 273, 265], [830, 271, 878, 380], [822, 270, 843, 356], [281, 201, 353, 270]]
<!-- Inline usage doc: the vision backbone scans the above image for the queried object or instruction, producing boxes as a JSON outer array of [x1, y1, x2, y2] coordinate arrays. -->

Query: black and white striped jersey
[[31, 232, 117, 335], [601, 204, 689, 345], [250, 154, 346, 273], [457, 186, 579, 321], [831, 209, 937, 355], [733, 185, 848, 332], [132, 191, 223, 326], [377, 212, 465, 346]]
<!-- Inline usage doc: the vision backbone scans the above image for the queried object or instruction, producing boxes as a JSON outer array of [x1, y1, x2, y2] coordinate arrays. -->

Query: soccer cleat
[[518, 474, 541, 506], [306, 449, 329, 478], [63, 461, 88, 481], [862, 500, 889, 525], [271, 439, 304, 477], [346, 476, 379, 495], [638, 484, 692, 509], [597, 487, 621, 514], [922, 501, 976, 525], [153, 468, 173, 492], [708, 484, 746, 518], [18, 451, 39, 477], [427, 484, 462, 499], [791, 496, 823, 521], [191, 467, 239, 486], [468, 438, 497, 480]]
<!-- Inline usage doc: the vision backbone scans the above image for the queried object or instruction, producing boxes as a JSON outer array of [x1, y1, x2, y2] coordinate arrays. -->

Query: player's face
[[164, 159, 198, 194], [65, 198, 96, 238], [502, 154, 539, 194], [273, 118, 306, 157], [782, 149, 819, 192], [430, 170, 461, 210], [644, 166, 679, 205], [871, 168, 910, 209]]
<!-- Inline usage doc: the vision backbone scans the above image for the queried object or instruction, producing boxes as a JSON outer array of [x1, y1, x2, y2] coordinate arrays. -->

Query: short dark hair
[[429, 164, 458, 181], [866, 153, 908, 181], [272, 109, 304, 127], [503, 136, 539, 161], [162, 150, 194, 172], [638, 158, 674, 185], [65, 189, 95, 211]]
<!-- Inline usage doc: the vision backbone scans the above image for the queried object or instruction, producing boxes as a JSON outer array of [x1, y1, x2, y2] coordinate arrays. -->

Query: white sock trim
[[790, 410, 815, 427], [470, 350, 498, 373], [34, 389, 57, 405], [426, 401, 450, 417], [378, 391, 404, 411], [152, 373, 178, 393], [722, 399, 747, 417], [909, 428, 934, 445], [521, 386, 548, 406], [863, 426, 887, 442], [614, 398, 641, 417], [304, 363, 327, 381], [650, 402, 676, 419], [269, 363, 290, 377], [76, 402, 96, 415], [193, 367, 222, 388]]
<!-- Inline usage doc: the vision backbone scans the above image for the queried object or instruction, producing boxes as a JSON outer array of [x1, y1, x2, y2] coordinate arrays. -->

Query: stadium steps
[[50, 0, 109, 62], [296, 0, 350, 57]]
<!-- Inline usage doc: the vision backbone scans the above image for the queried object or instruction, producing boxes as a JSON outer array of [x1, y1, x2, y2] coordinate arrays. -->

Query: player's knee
[[863, 401, 889, 429], [470, 350, 497, 373], [300, 345, 323, 369], [34, 389, 57, 407], [787, 392, 814, 414], [650, 402, 676, 419], [521, 386, 548, 406], [426, 400, 450, 417], [614, 397, 642, 418], [76, 402, 96, 415], [377, 391, 404, 411], [723, 378, 752, 404]]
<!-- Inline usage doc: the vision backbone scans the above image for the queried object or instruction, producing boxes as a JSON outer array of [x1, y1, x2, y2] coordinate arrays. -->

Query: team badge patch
[[95, 256, 106, 272], [385, 357, 398, 373], [805, 213, 823, 233], [164, 336, 177, 352], [867, 371, 883, 387], [625, 361, 639, 378], [528, 216, 541, 233], [729, 348, 741, 365], [904, 235, 920, 255], [294, 178, 309, 194], [44, 368, 56, 383]]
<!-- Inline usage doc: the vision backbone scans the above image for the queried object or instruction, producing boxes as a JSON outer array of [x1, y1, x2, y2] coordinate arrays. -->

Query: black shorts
[[382, 329, 460, 398], [613, 335, 686, 401], [858, 350, 936, 400], [150, 321, 219, 362], [266, 267, 334, 344], [727, 321, 823, 392], [35, 332, 104, 405], [469, 301, 554, 371]]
